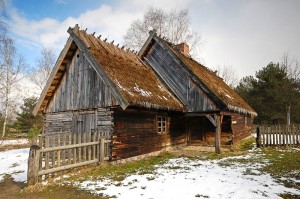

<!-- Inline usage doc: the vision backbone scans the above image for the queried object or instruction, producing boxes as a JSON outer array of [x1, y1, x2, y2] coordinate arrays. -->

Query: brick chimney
[[176, 43, 189, 55]]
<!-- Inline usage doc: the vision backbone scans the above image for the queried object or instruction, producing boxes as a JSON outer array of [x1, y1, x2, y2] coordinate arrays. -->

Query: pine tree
[[236, 62, 300, 124], [15, 97, 43, 134]]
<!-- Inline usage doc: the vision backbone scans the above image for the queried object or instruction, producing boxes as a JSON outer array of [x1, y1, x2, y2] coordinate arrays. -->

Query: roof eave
[[226, 104, 257, 116], [33, 36, 74, 116]]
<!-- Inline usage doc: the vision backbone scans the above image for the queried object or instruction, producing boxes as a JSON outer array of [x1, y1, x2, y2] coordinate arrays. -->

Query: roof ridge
[[158, 37, 220, 80], [74, 25, 139, 56]]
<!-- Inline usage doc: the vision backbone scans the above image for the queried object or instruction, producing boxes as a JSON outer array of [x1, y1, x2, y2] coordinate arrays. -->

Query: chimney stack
[[176, 43, 189, 55]]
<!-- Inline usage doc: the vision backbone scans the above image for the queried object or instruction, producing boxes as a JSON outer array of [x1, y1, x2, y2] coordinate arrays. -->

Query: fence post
[[256, 127, 261, 148], [27, 145, 41, 186], [99, 137, 105, 163]]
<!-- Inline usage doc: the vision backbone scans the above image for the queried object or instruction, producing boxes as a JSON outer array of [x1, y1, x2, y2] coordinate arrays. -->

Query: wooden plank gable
[[46, 48, 119, 113], [142, 38, 219, 112]]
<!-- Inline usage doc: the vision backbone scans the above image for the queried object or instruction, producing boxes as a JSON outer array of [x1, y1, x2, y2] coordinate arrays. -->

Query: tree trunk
[[1, 103, 8, 137], [2, 36, 11, 138]]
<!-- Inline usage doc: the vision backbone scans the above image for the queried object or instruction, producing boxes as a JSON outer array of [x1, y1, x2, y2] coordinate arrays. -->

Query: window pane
[[158, 116, 167, 133]]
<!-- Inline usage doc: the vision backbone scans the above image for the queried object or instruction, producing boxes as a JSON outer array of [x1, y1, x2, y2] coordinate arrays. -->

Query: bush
[[28, 124, 41, 138]]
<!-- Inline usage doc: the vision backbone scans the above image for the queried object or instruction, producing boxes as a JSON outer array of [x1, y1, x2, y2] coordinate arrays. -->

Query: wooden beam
[[206, 115, 217, 127], [214, 114, 222, 154], [138, 29, 157, 57], [184, 110, 221, 117]]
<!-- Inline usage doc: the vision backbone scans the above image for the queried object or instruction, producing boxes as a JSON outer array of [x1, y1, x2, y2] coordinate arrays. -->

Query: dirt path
[[0, 175, 26, 199], [0, 175, 100, 199], [168, 145, 231, 156]]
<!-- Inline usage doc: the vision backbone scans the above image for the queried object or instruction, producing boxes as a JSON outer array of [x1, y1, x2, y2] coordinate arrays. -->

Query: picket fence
[[28, 131, 111, 185], [257, 125, 300, 147]]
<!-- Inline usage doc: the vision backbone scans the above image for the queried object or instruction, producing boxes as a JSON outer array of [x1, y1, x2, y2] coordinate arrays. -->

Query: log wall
[[47, 48, 118, 113], [231, 114, 252, 143], [112, 108, 186, 160], [44, 108, 113, 136]]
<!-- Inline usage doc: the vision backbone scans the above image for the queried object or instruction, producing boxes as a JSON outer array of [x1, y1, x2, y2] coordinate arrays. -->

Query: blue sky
[[4, 0, 300, 78]]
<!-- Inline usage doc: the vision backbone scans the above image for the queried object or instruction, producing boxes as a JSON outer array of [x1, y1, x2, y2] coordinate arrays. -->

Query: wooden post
[[83, 133, 86, 161], [88, 131, 92, 161], [279, 125, 282, 146], [38, 136, 43, 182], [51, 135, 55, 169], [78, 134, 82, 162], [215, 114, 221, 154], [27, 145, 41, 185], [62, 134, 66, 165], [68, 133, 72, 165], [262, 126, 265, 147], [256, 127, 261, 148], [45, 136, 49, 179], [73, 133, 77, 164], [99, 137, 105, 163]]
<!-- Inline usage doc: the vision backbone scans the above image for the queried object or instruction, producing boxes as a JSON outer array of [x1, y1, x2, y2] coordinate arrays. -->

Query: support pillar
[[215, 114, 222, 154]]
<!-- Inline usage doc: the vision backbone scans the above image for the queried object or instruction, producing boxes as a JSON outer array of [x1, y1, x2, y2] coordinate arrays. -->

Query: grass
[[19, 139, 300, 198], [260, 147, 300, 177], [67, 152, 175, 182], [203, 137, 257, 161]]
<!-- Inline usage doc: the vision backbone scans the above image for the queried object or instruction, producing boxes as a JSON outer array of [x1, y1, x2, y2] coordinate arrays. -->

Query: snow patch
[[0, 148, 29, 183], [115, 80, 134, 96], [225, 93, 233, 99], [134, 83, 152, 97], [0, 139, 29, 146], [72, 154, 300, 199]]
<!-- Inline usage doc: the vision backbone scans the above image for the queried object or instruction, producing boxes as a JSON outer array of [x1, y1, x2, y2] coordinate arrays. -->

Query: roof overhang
[[33, 37, 77, 115]]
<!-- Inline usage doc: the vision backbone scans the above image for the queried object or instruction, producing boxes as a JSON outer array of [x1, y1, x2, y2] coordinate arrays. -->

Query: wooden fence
[[256, 125, 300, 147], [28, 131, 111, 185]]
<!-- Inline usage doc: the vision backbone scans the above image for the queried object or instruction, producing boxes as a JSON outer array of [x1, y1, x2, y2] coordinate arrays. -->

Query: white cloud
[[8, 0, 199, 52], [7, 0, 300, 80]]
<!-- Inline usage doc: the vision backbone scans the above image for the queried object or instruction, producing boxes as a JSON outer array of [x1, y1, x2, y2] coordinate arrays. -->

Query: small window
[[158, 116, 167, 133], [245, 116, 251, 126]]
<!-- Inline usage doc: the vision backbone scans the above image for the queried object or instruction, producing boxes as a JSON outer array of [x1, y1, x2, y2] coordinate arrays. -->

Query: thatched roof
[[169, 45, 257, 116], [73, 28, 183, 110], [139, 30, 257, 116], [34, 25, 256, 117], [33, 25, 183, 115]]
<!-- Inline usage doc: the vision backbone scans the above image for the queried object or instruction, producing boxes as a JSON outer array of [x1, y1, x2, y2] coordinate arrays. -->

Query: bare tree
[[0, 33, 25, 137], [30, 47, 56, 92], [124, 7, 202, 55], [281, 52, 300, 81], [214, 65, 239, 88]]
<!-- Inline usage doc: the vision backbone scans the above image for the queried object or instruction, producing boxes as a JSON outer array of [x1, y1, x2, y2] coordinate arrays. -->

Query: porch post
[[215, 114, 222, 153]]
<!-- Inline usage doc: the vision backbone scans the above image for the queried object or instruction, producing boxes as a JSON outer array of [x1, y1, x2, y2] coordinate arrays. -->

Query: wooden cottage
[[33, 25, 257, 160]]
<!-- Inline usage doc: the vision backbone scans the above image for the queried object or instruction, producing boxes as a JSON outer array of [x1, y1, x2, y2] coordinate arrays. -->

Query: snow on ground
[[0, 139, 29, 146], [72, 153, 300, 199], [0, 148, 29, 182]]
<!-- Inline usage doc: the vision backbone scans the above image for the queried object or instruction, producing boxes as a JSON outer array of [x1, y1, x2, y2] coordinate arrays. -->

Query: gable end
[[67, 26, 129, 110]]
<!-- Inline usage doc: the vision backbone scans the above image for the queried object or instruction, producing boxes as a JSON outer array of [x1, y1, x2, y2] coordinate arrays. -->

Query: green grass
[[69, 152, 175, 182], [258, 147, 300, 199], [260, 148, 300, 177], [37, 142, 300, 199]]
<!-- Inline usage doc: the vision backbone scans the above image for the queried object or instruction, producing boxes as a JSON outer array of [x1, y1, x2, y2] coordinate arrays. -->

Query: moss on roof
[[76, 30, 183, 110], [167, 42, 256, 116]]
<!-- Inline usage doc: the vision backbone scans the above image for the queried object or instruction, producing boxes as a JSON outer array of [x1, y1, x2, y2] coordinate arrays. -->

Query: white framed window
[[158, 116, 167, 133]]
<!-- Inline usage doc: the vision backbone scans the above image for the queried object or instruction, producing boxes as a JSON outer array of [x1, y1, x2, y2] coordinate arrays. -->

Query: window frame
[[157, 115, 168, 134]]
